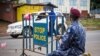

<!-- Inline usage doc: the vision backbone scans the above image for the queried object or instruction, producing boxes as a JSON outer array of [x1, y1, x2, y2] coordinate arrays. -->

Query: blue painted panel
[[33, 23, 48, 47]]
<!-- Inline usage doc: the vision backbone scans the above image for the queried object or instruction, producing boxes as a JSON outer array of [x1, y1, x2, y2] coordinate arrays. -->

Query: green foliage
[[66, 18, 100, 30], [81, 19, 100, 27], [81, 19, 100, 30], [91, 0, 100, 9]]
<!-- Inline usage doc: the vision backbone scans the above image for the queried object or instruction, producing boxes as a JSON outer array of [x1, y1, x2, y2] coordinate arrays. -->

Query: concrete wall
[[0, 3, 16, 22]]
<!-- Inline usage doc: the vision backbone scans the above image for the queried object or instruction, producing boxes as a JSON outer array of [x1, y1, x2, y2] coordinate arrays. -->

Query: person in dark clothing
[[48, 8, 86, 56], [48, 9, 56, 36]]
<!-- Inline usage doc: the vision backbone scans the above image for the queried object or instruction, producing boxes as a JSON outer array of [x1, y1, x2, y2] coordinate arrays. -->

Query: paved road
[[85, 30, 100, 56], [0, 30, 100, 56]]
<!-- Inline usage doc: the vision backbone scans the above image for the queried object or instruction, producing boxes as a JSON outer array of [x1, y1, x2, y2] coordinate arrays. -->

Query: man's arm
[[55, 27, 75, 43]]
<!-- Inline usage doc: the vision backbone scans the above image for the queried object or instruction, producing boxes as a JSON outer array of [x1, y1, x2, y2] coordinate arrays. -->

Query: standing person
[[48, 8, 86, 56], [48, 9, 56, 36]]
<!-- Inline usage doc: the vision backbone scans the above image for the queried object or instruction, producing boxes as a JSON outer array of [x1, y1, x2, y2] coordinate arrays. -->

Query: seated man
[[48, 8, 86, 56]]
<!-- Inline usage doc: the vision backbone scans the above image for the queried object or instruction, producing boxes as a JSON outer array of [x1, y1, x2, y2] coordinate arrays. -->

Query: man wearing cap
[[48, 8, 86, 56]]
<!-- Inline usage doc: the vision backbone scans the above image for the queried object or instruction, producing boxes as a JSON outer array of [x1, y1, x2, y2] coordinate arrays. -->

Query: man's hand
[[55, 35, 62, 41]]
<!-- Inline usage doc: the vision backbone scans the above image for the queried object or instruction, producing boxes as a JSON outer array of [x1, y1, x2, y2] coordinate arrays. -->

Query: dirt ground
[[0, 20, 11, 37]]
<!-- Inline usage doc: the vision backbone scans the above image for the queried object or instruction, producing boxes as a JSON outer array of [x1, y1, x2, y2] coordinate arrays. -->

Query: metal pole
[[20, 14, 27, 56], [46, 15, 48, 55], [25, 19, 28, 49], [29, 14, 31, 51], [22, 14, 25, 56], [33, 14, 35, 52], [62, 16, 64, 34], [51, 15, 53, 52], [56, 16, 58, 50]]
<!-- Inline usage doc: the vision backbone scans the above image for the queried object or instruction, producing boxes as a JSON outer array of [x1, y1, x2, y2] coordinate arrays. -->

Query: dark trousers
[[47, 48, 82, 56], [48, 51, 63, 56], [48, 22, 56, 36]]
